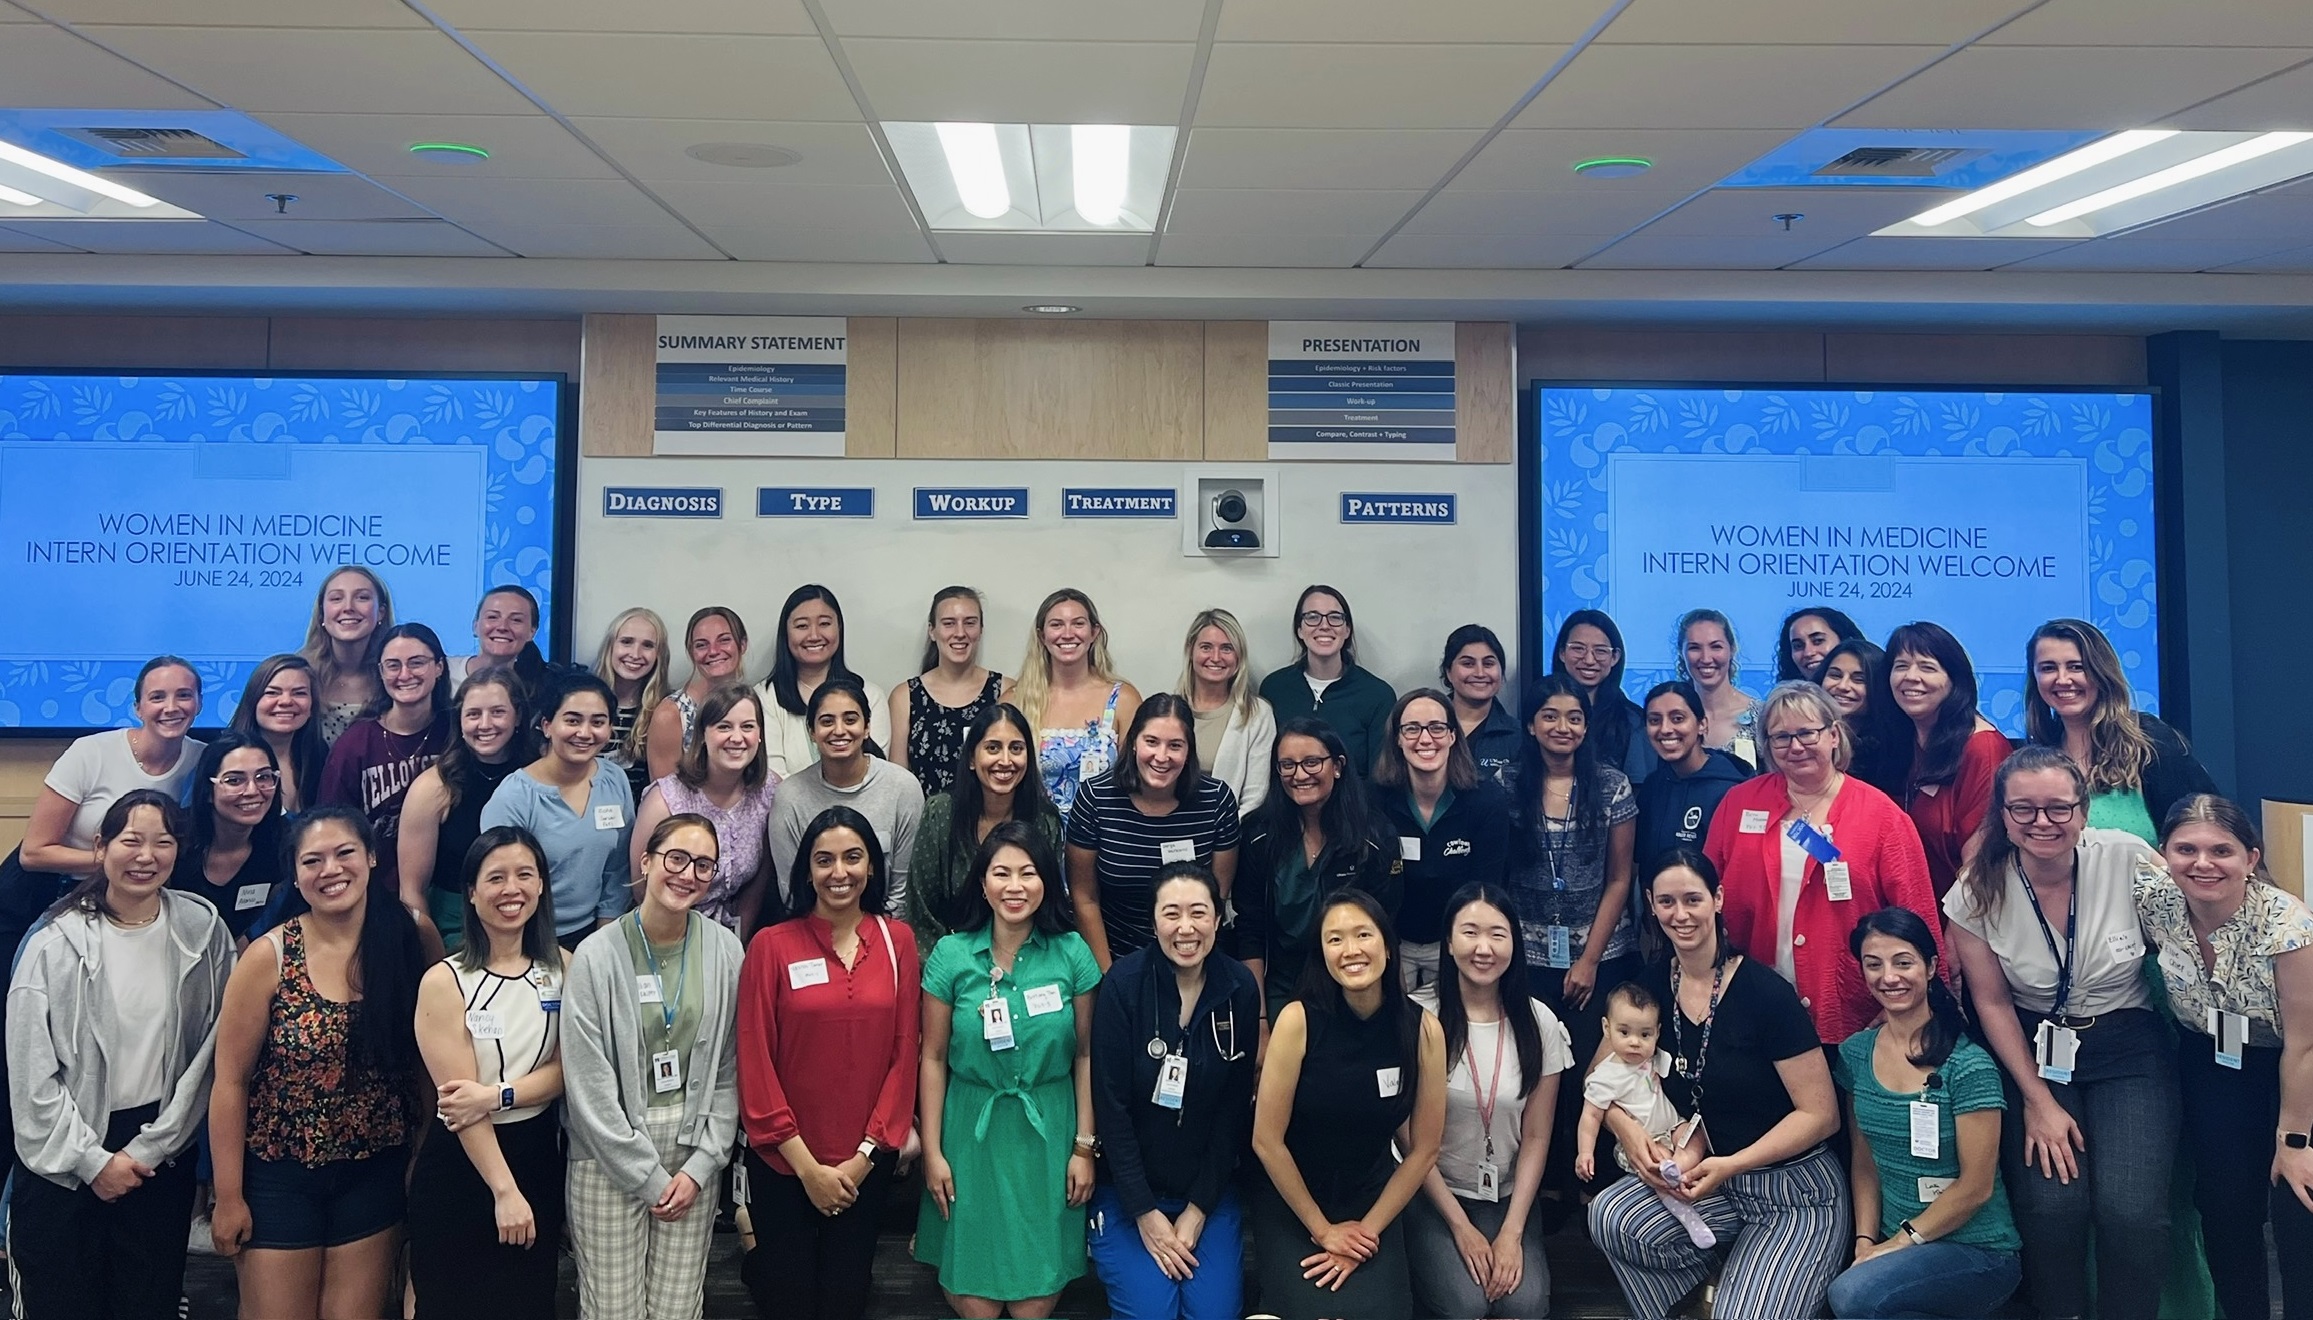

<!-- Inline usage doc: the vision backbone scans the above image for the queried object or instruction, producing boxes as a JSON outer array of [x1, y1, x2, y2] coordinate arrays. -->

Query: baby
[[1575, 983, 1715, 1248]]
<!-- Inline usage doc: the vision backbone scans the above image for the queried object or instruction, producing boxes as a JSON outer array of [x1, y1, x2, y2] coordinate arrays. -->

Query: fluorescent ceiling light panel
[[2025, 131, 2313, 226], [0, 140, 160, 207], [0, 184, 39, 206], [936, 122, 1011, 220], [1070, 125, 1129, 226], [1908, 130, 2175, 226], [884, 122, 1175, 233]]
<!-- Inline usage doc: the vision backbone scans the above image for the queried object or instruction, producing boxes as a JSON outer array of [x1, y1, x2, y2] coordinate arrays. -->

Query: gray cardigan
[[6, 890, 233, 1188], [561, 912, 743, 1205]]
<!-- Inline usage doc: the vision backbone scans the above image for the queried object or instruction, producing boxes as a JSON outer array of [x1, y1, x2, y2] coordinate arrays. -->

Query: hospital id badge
[[1823, 861, 1854, 902], [1909, 1100, 1939, 1160], [982, 996, 1015, 1051], [1153, 1052, 1188, 1110], [2034, 1018, 2079, 1084], [2209, 1008, 2248, 1070], [1475, 1160, 1501, 1202], [651, 1049, 682, 1093], [1545, 925, 1573, 969]]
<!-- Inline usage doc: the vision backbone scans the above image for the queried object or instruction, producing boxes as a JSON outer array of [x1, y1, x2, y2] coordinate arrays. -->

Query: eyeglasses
[[211, 769, 281, 791], [1276, 754, 1339, 778], [651, 848, 719, 878], [1397, 721, 1453, 742], [1298, 611, 1348, 628], [1766, 725, 1830, 750], [1561, 643, 1618, 662], [2003, 801, 2082, 825], [379, 656, 436, 675]]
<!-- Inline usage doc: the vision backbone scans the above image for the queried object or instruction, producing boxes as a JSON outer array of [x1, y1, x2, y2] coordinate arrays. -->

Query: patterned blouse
[[2135, 862, 2313, 1050], [246, 919, 411, 1164]]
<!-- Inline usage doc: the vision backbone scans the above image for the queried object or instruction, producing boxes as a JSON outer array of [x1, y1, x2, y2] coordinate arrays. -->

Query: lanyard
[[1541, 781, 1578, 924], [2019, 855, 2080, 1017], [1465, 1018, 1508, 1161], [633, 911, 690, 1036], [1669, 959, 1726, 1114]]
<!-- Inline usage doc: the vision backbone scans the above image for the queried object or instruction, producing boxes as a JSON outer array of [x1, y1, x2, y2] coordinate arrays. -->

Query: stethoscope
[[1144, 1003, 1247, 1063]]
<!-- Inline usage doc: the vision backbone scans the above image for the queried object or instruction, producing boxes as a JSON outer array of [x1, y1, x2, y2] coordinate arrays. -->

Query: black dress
[[904, 672, 1003, 798]]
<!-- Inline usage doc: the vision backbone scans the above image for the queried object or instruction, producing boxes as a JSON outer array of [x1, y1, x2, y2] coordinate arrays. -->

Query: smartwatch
[[857, 1139, 879, 1160], [499, 1084, 516, 1112], [1897, 1220, 1926, 1246], [2285, 1131, 2311, 1150]]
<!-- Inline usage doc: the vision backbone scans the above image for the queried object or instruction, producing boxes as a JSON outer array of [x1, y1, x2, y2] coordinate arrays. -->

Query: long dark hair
[[1551, 609, 1640, 769], [954, 820, 1075, 936], [1815, 637, 1887, 773], [804, 676, 885, 761], [228, 653, 324, 809], [1438, 624, 1505, 690], [1371, 688, 1476, 791], [1849, 905, 1963, 1069], [456, 825, 561, 972], [1515, 673, 1609, 839], [940, 704, 1058, 908], [1295, 888, 1422, 1078], [183, 732, 285, 867], [1113, 692, 1202, 801], [1862, 621, 1981, 797], [1290, 584, 1359, 669], [784, 805, 894, 921], [768, 585, 861, 717], [1257, 717, 1384, 868], [49, 789, 187, 922], [1776, 606, 1865, 682], [278, 807, 425, 1078], [433, 666, 533, 812], [367, 622, 453, 720], [1644, 847, 1731, 968], [1433, 883, 1548, 1099]]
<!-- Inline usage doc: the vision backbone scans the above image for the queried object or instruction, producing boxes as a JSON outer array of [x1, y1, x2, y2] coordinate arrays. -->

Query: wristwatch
[[498, 1084, 516, 1112], [1073, 1134, 1101, 1156], [1897, 1220, 1926, 1246], [857, 1138, 879, 1160], [2284, 1131, 2311, 1150]]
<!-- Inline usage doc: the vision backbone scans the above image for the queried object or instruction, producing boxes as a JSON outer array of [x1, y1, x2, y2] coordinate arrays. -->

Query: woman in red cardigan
[[1703, 681, 1946, 1044], [737, 804, 922, 1320]]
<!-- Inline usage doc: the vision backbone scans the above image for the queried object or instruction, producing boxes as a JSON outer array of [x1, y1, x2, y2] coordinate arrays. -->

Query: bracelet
[[1073, 1134, 1100, 1155], [1855, 1234, 1876, 1244]]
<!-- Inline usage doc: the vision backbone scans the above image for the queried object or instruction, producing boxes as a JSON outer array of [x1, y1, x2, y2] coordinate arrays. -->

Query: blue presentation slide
[[0, 373, 562, 731], [1533, 387, 2159, 731]]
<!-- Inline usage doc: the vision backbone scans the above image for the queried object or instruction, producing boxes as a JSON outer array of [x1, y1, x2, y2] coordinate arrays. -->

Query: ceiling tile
[[1603, 0, 2029, 45], [1576, 231, 1850, 268], [1162, 189, 1423, 236], [650, 181, 917, 230], [1216, 0, 1604, 44], [1364, 232, 1605, 267], [2001, 237, 2308, 271], [1153, 233, 1370, 266], [254, 111, 619, 179], [1837, 46, 2311, 130], [0, 26, 209, 109], [820, 0, 1204, 41], [84, 26, 538, 115], [704, 225, 934, 262], [433, 0, 815, 34], [1174, 128, 1483, 190], [570, 119, 893, 185], [1198, 44, 1561, 129], [221, 217, 511, 255], [468, 33, 858, 120], [1398, 188, 1698, 235], [1515, 44, 1938, 129], [935, 232, 1150, 265], [1984, 0, 2313, 47], [2167, 62, 2313, 131], [1786, 235, 2085, 269], [460, 221, 724, 259], [1451, 127, 1793, 193], [2210, 242, 2313, 272], [1637, 186, 1957, 237], [2103, 191, 2313, 246], [1, 219, 296, 253], [99, 169, 436, 221], [369, 176, 677, 228], [843, 39, 1195, 123], [0, 227, 86, 252], [39, 0, 426, 25]]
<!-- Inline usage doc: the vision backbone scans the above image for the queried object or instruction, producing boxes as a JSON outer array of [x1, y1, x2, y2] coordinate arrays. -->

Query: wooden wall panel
[[1520, 327, 1827, 383], [895, 319, 1204, 460], [0, 741, 60, 854], [269, 317, 580, 376], [1824, 333, 2145, 386], [844, 317, 897, 458], [580, 312, 655, 457], [1456, 322, 1515, 464], [0, 315, 268, 368], [1202, 320, 1268, 461]]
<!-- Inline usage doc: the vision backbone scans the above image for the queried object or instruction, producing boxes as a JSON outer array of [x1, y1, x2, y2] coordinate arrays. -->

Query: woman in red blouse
[[1703, 682, 1946, 1045], [1856, 622, 2011, 902], [736, 804, 922, 1320]]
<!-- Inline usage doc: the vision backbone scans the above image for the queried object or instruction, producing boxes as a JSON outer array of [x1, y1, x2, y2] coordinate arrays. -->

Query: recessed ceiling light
[[685, 142, 802, 169], [2025, 131, 2313, 226], [884, 122, 1175, 232], [407, 142, 489, 160], [937, 122, 1012, 220], [0, 184, 38, 206], [1908, 130, 2175, 226], [1878, 127, 2313, 239], [0, 140, 160, 206], [1022, 304, 1081, 315], [1572, 157, 1652, 179]]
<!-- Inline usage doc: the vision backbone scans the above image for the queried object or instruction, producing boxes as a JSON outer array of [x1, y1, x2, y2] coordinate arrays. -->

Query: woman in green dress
[[916, 820, 1102, 1317]]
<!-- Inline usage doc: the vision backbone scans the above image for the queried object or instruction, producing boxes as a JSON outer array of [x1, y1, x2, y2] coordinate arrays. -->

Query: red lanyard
[[1465, 1018, 1508, 1160]]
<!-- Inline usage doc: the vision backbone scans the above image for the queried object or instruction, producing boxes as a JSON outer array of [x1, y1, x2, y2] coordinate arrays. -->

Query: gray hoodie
[[6, 890, 233, 1189]]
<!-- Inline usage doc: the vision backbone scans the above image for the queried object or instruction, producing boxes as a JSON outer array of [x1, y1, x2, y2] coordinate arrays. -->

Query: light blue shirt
[[480, 760, 636, 934]]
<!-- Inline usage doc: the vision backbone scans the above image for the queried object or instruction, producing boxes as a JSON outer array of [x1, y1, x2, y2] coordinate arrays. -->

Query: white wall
[[576, 457, 1519, 704]]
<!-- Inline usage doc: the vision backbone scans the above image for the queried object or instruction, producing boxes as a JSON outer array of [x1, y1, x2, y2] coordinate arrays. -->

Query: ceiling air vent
[[59, 127, 246, 160], [1813, 146, 1975, 177]]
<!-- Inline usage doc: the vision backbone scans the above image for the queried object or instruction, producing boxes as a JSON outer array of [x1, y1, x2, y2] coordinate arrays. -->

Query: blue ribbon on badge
[[1786, 816, 1842, 864]]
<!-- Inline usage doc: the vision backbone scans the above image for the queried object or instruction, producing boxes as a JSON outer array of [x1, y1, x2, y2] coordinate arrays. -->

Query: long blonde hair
[[1174, 608, 1257, 723], [2024, 619, 2156, 795], [592, 606, 671, 768], [1012, 588, 1121, 730], [298, 566, 395, 701]]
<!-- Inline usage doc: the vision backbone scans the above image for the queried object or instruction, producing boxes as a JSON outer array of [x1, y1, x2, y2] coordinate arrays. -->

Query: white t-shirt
[[44, 729, 205, 851], [1411, 989, 1575, 1200], [1584, 1049, 1685, 1147], [1775, 831, 1808, 984], [1943, 828, 2156, 1018], [1305, 674, 1337, 702], [100, 916, 173, 1109]]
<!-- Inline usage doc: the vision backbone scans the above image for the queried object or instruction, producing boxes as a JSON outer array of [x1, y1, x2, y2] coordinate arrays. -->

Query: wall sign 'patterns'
[[1532, 386, 2159, 734]]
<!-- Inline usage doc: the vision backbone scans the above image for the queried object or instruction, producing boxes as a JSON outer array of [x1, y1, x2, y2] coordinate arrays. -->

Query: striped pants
[[1588, 1144, 1848, 1319], [568, 1107, 719, 1320]]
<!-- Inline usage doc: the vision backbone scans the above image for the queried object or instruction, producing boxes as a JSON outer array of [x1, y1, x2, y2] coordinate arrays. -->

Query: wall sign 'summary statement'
[[654, 314, 847, 458]]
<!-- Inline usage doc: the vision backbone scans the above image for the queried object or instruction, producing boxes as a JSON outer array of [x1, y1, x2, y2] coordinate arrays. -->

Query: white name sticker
[[1739, 809, 1771, 834], [594, 803, 626, 831], [1159, 838, 1196, 865], [1918, 1176, 1953, 1204], [788, 958, 829, 990], [636, 973, 664, 1004], [1376, 1066, 1402, 1098], [1399, 836, 1421, 861], [1024, 983, 1066, 1016], [234, 883, 270, 912], [2106, 930, 2145, 962], [465, 1008, 505, 1040]]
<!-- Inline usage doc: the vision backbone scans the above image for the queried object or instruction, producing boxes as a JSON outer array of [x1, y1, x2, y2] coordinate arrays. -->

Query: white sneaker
[[187, 1215, 216, 1256]]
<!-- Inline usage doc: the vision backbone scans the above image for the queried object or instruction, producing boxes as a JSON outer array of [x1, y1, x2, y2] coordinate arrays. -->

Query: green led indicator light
[[1571, 157, 1652, 178], [408, 142, 490, 159]]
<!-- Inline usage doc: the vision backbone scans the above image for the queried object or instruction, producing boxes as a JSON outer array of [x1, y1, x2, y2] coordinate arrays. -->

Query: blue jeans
[[1827, 1240, 2021, 1318], [1088, 1185, 1242, 1320]]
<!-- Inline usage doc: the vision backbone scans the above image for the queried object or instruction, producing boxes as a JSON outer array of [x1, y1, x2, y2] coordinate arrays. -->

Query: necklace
[[106, 906, 162, 929]]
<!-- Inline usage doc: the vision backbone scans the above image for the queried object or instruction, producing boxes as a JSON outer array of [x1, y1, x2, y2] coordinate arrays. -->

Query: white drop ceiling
[[0, 0, 2306, 329]]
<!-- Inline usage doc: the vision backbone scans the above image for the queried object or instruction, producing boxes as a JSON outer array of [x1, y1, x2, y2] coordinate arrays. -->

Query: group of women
[[1, 568, 2306, 1320]]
